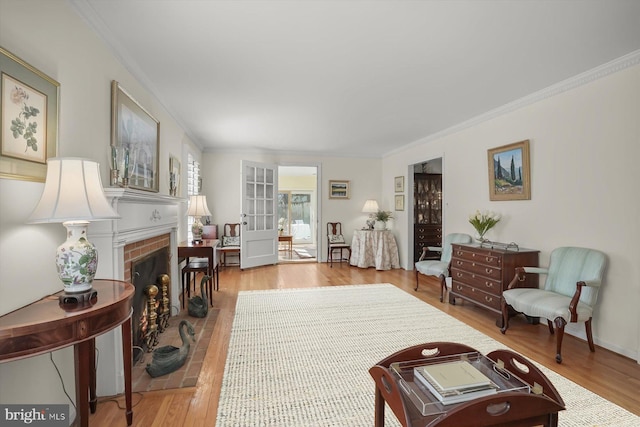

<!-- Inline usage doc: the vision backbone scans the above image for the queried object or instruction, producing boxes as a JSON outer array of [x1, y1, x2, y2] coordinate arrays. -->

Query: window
[[187, 153, 201, 241]]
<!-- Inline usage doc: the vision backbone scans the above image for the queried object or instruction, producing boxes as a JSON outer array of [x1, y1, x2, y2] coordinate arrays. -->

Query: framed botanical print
[[394, 176, 404, 193], [487, 139, 531, 201], [0, 47, 59, 182], [111, 80, 160, 192]]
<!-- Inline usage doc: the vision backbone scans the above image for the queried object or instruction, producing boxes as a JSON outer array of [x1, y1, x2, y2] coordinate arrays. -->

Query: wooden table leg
[[122, 316, 133, 425], [74, 340, 90, 427], [89, 338, 97, 413], [374, 387, 385, 427]]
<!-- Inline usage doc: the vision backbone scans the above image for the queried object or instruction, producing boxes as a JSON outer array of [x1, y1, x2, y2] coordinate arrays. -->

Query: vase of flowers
[[374, 210, 393, 230], [468, 210, 501, 242]]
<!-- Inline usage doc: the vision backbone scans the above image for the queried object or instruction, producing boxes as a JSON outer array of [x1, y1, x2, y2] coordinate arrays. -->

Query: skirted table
[[350, 229, 400, 270]]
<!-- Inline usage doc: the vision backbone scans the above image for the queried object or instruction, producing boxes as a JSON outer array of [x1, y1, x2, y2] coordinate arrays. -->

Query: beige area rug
[[216, 284, 639, 426], [131, 305, 217, 392]]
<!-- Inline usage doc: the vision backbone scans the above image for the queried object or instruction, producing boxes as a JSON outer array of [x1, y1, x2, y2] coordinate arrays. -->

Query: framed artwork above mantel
[[111, 80, 160, 192]]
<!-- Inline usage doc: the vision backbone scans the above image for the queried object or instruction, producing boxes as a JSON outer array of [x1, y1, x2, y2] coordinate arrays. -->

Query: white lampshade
[[187, 195, 212, 217], [362, 199, 379, 213], [187, 195, 212, 242], [28, 158, 120, 297], [29, 157, 120, 223]]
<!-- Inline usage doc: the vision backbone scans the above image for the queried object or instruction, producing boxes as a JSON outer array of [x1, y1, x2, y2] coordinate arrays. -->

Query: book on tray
[[413, 360, 498, 405]]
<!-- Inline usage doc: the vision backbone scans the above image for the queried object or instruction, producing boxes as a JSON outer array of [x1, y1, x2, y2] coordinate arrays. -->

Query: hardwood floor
[[90, 263, 640, 426]]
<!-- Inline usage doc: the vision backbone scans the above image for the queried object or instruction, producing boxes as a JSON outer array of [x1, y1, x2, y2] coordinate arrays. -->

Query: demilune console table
[[0, 280, 134, 427]]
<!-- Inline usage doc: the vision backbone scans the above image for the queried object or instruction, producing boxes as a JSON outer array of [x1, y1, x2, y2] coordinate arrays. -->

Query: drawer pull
[[456, 272, 463, 277], [486, 257, 492, 262], [485, 296, 493, 303], [485, 268, 493, 274], [485, 282, 494, 288], [456, 260, 462, 265], [455, 285, 463, 291]]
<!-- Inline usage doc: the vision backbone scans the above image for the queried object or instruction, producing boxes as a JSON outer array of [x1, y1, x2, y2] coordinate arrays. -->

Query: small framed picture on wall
[[394, 176, 404, 193], [329, 180, 350, 199]]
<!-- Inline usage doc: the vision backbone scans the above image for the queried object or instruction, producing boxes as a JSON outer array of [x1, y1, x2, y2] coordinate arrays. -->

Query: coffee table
[[369, 342, 565, 427]]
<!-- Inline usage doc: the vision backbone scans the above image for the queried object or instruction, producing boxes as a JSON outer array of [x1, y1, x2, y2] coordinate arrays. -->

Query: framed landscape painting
[[0, 47, 59, 182], [487, 139, 531, 201], [111, 80, 160, 192], [329, 180, 350, 199]]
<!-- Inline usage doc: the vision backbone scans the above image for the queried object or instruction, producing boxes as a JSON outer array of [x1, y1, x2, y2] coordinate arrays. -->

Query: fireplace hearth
[[131, 248, 171, 363]]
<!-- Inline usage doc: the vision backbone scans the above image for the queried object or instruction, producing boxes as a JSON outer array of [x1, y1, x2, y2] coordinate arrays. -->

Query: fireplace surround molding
[[89, 187, 183, 396]]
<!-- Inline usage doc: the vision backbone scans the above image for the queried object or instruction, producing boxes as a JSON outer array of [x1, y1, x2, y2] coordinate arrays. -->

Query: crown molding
[[386, 49, 640, 157]]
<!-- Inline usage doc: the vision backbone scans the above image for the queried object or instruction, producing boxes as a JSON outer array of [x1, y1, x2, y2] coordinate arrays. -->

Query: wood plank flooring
[[90, 263, 640, 426]]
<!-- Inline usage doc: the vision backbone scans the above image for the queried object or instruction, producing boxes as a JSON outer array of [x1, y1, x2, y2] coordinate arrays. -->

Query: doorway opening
[[411, 158, 443, 263], [278, 166, 319, 263]]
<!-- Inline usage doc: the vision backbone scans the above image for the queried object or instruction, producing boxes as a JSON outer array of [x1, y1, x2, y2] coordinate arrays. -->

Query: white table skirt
[[349, 230, 400, 270]]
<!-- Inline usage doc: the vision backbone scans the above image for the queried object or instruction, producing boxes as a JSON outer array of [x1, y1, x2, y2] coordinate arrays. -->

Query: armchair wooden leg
[[500, 299, 510, 334], [414, 270, 419, 291], [585, 317, 596, 352], [553, 317, 567, 363], [438, 275, 446, 302], [547, 320, 555, 335]]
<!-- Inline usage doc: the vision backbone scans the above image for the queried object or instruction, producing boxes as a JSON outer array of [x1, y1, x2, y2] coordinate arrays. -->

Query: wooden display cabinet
[[414, 173, 442, 262]]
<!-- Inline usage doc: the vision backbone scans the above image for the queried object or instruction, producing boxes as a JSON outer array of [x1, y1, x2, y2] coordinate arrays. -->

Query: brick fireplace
[[89, 188, 181, 396]]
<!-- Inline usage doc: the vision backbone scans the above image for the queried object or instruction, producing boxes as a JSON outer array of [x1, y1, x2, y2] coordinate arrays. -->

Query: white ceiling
[[70, 0, 640, 157]]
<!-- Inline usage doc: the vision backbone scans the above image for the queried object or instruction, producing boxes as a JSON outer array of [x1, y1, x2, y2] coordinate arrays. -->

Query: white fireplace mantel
[[89, 187, 184, 396]]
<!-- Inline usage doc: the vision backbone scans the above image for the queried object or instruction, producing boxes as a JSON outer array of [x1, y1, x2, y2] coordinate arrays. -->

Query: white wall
[[0, 0, 196, 412], [382, 63, 640, 362], [202, 151, 382, 260]]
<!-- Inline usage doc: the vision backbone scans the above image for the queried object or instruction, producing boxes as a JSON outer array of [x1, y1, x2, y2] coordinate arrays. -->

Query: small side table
[[369, 342, 564, 427], [0, 280, 134, 427], [278, 234, 293, 254]]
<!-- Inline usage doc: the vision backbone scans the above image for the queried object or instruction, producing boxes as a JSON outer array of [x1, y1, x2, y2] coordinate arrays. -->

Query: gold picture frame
[[395, 194, 404, 211], [487, 139, 531, 201], [0, 47, 59, 182], [394, 176, 404, 193], [329, 180, 350, 199], [111, 80, 160, 192]]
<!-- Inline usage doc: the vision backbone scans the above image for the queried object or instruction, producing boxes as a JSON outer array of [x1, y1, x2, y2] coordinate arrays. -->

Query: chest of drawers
[[449, 244, 539, 324], [414, 224, 442, 261]]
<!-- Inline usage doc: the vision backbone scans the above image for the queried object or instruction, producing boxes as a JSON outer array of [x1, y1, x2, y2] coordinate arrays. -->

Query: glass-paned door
[[241, 160, 278, 268]]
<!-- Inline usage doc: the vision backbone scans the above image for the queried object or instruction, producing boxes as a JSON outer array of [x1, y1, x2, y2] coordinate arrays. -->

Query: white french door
[[240, 160, 278, 269]]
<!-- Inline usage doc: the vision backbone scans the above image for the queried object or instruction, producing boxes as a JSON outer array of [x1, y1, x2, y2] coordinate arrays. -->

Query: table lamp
[[28, 158, 120, 304], [187, 195, 212, 242], [362, 199, 379, 230]]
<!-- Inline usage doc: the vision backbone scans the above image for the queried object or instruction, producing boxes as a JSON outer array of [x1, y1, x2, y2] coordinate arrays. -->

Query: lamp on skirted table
[[362, 199, 379, 230], [28, 158, 120, 305], [187, 195, 212, 243]]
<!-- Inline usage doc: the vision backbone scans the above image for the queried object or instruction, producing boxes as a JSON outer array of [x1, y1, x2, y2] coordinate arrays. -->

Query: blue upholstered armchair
[[414, 233, 472, 301], [501, 247, 607, 363]]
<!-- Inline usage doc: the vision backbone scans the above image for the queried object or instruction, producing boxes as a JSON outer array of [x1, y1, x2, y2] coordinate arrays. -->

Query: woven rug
[[216, 284, 639, 426]]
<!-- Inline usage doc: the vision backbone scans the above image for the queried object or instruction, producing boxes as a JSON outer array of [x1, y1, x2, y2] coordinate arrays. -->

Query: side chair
[[327, 222, 351, 267], [218, 223, 241, 267], [415, 233, 472, 301]]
